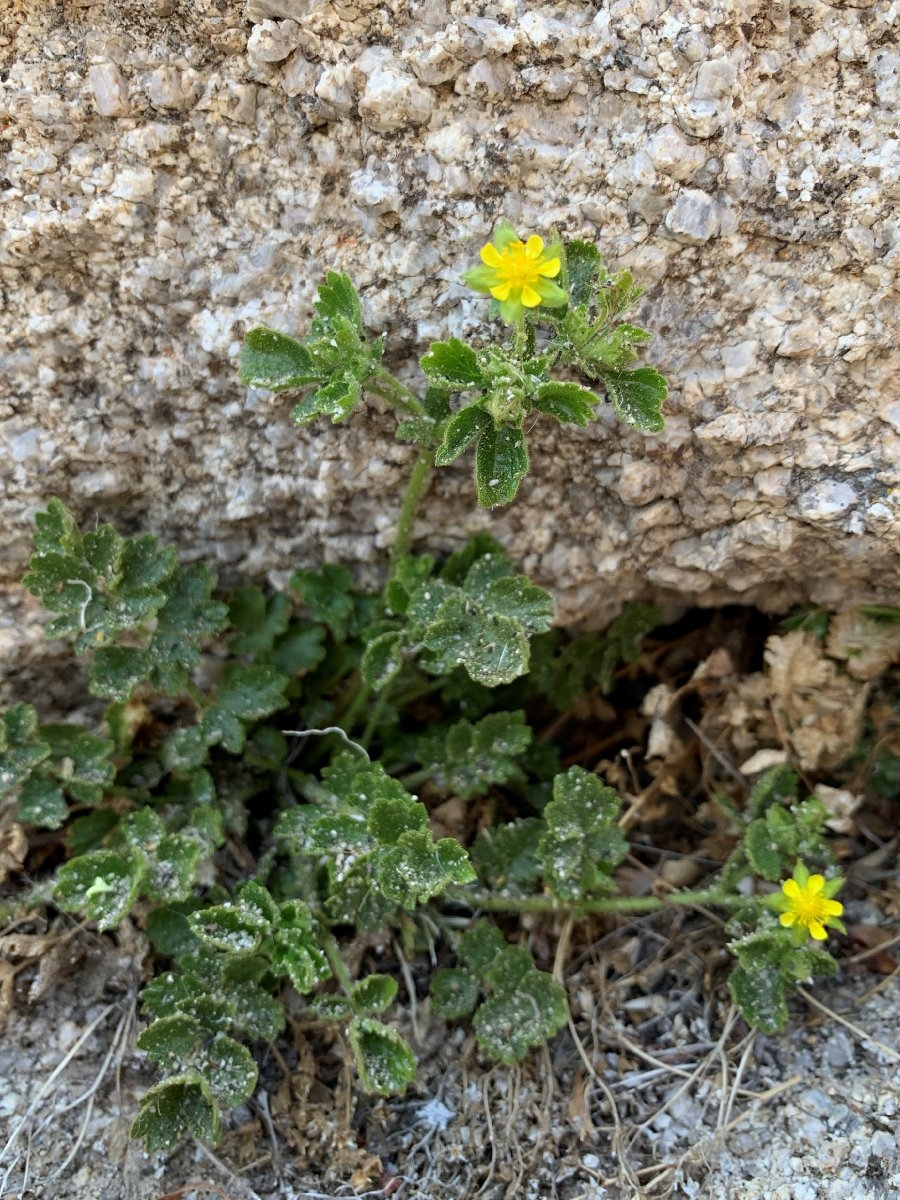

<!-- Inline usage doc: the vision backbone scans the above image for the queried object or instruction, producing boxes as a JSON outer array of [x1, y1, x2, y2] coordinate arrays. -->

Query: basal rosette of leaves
[[0, 226, 856, 1157]]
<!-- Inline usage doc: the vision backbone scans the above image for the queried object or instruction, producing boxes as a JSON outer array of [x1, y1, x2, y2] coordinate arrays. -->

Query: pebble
[[359, 59, 434, 132], [798, 480, 858, 521], [246, 19, 302, 64], [665, 189, 720, 244], [88, 62, 130, 116]]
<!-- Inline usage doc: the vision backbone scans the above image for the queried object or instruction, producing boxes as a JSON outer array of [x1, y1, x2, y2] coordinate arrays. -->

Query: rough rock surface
[[2, 0, 899, 681]]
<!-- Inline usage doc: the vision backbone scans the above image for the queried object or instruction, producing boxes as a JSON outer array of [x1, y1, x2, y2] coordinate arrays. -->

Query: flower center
[[793, 891, 829, 927], [496, 242, 543, 292]]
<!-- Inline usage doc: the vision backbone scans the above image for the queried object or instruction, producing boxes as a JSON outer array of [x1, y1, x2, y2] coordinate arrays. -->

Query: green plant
[[0, 223, 850, 1152]]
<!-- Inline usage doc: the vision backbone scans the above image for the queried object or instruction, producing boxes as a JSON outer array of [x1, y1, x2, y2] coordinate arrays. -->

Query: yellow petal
[[782, 879, 801, 899], [809, 923, 828, 940], [823, 899, 844, 916], [521, 284, 542, 307], [807, 875, 825, 895], [490, 282, 511, 301], [779, 912, 796, 927], [537, 257, 561, 278], [524, 235, 544, 257], [481, 243, 503, 267]]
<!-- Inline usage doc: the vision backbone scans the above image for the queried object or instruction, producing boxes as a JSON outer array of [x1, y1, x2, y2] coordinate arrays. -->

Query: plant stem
[[360, 689, 391, 751], [336, 676, 371, 735], [512, 316, 527, 359], [372, 366, 425, 415], [446, 886, 755, 916], [391, 448, 433, 569], [320, 925, 356, 997]]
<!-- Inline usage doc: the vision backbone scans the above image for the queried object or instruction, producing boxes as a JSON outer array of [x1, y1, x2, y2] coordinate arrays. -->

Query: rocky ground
[[1, 894, 898, 1199]]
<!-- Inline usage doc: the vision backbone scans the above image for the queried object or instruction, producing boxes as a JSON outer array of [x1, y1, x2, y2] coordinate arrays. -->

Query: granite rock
[[1, 0, 898, 692]]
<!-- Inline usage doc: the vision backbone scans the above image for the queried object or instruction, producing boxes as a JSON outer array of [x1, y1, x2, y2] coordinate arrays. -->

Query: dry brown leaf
[[765, 630, 832, 696], [845, 924, 900, 975], [349, 1154, 384, 1191], [0, 823, 28, 884], [739, 748, 789, 775], [812, 784, 863, 834], [705, 673, 773, 761], [0, 959, 15, 1027], [642, 683, 683, 760], [765, 630, 868, 771], [826, 611, 900, 680]]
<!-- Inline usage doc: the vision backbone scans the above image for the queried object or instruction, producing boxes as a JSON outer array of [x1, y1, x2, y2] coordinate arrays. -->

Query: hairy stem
[[372, 366, 425, 415], [320, 925, 356, 997], [391, 448, 433, 569], [360, 689, 391, 751], [447, 887, 756, 916]]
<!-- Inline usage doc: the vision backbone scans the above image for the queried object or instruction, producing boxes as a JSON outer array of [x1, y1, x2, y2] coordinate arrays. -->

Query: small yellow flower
[[463, 221, 567, 323], [772, 863, 845, 942]]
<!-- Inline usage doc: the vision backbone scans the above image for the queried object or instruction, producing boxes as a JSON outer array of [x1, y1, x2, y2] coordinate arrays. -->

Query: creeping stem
[[448, 887, 756, 916]]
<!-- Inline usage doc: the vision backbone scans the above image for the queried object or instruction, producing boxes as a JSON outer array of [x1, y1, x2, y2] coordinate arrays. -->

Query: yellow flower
[[773, 863, 845, 942], [463, 221, 567, 323]]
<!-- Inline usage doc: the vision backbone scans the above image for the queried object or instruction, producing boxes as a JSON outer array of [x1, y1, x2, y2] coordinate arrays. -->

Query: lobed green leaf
[[348, 1017, 416, 1096]]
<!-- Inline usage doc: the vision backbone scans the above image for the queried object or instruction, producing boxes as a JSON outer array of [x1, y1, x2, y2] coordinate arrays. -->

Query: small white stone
[[315, 64, 355, 118], [675, 97, 722, 139], [359, 61, 434, 133], [519, 66, 578, 100], [865, 502, 894, 524], [720, 340, 758, 380], [675, 30, 708, 63], [456, 58, 509, 101], [631, 149, 656, 186], [755, 467, 792, 499], [617, 460, 663, 506], [88, 62, 130, 117], [349, 167, 403, 215], [798, 480, 857, 521], [776, 317, 820, 358], [247, 19, 302, 65], [693, 59, 736, 101], [147, 67, 189, 111], [665, 189, 720, 244], [645, 124, 706, 181], [281, 52, 317, 99], [110, 167, 155, 203], [407, 37, 463, 86]]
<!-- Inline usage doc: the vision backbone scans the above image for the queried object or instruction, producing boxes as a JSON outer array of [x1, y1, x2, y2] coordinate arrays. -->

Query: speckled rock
[[1, 0, 899, 688]]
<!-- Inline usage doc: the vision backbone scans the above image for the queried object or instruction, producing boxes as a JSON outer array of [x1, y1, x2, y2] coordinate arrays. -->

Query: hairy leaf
[[132, 1074, 221, 1150], [417, 710, 532, 799], [54, 849, 144, 930], [532, 381, 597, 426], [430, 968, 480, 1020], [239, 328, 321, 390], [600, 367, 667, 432], [474, 421, 529, 508], [434, 404, 492, 466], [538, 767, 627, 901], [315, 271, 363, 330], [349, 1017, 416, 1096], [421, 338, 484, 388]]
